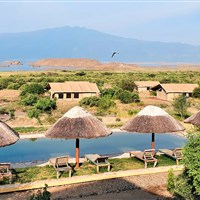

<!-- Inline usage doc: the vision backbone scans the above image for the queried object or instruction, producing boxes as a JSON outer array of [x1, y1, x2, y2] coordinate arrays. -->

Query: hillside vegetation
[[0, 69, 199, 133]]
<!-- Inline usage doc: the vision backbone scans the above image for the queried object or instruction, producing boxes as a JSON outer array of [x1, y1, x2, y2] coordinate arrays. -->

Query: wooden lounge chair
[[0, 163, 12, 183], [85, 154, 111, 172], [129, 149, 158, 169], [49, 156, 72, 179], [158, 148, 183, 165]]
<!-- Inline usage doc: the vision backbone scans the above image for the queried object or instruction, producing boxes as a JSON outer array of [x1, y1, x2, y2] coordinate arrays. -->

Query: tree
[[119, 90, 140, 104], [34, 98, 56, 112], [192, 87, 200, 98], [173, 95, 189, 118], [173, 133, 200, 199], [20, 83, 44, 96], [20, 94, 38, 106], [118, 79, 136, 92]]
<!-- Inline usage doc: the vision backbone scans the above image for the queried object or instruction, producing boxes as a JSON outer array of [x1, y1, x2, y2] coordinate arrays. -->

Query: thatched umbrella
[[45, 106, 112, 167], [121, 105, 185, 149], [184, 110, 200, 127], [0, 120, 19, 147]]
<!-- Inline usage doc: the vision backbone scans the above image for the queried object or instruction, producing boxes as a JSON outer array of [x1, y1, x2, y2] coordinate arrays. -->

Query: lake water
[[0, 132, 187, 163]]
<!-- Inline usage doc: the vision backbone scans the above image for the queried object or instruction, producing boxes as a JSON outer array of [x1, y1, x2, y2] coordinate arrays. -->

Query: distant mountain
[[0, 26, 200, 62]]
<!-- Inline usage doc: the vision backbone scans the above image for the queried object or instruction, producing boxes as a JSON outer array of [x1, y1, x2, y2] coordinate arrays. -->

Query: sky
[[0, 0, 200, 45]]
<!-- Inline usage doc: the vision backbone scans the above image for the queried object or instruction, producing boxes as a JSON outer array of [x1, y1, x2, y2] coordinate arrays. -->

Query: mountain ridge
[[0, 26, 200, 62]]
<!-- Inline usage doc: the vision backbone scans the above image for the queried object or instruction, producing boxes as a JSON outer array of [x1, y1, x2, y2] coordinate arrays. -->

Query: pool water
[[0, 132, 187, 163]]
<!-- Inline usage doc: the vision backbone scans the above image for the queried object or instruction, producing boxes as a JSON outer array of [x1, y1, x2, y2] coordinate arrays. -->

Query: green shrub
[[101, 88, 118, 98], [192, 87, 200, 98], [127, 109, 139, 116], [167, 169, 175, 192], [174, 172, 198, 200], [118, 90, 140, 104], [173, 95, 189, 119], [79, 96, 99, 107], [183, 132, 200, 195], [20, 94, 38, 106], [35, 98, 56, 112], [28, 108, 41, 119], [117, 79, 136, 92], [98, 95, 115, 110], [75, 71, 86, 76], [20, 83, 44, 96], [7, 83, 21, 90]]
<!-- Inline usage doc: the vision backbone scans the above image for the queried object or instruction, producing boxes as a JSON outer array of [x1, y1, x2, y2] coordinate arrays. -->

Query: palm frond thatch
[[121, 105, 185, 133], [0, 121, 19, 147], [184, 110, 200, 126]]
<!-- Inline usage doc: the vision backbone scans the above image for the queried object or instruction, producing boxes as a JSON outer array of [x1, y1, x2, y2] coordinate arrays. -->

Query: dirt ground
[[0, 172, 179, 200]]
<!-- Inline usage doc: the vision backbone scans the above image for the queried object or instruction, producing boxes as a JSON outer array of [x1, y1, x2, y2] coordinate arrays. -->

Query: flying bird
[[111, 52, 119, 58]]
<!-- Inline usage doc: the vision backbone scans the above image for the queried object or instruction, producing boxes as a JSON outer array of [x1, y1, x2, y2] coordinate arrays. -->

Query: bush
[[192, 87, 200, 98], [20, 94, 38, 106], [75, 71, 86, 76], [167, 169, 175, 192], [174, 172, 198, 200], [172, 95, 189, 119], [7, 83, 21, 90], [118, 90, 140, 104], [127, 109, 139, 116], [79, 96, 99, 107], [118, 79, 136, 92], [34, 98, 56, 112], [28, 108, 41, 119], [20, 83, 44, 96], [182, 133, 200, 195], [98, 95, 115, 110], [101, 88, 118, 98]]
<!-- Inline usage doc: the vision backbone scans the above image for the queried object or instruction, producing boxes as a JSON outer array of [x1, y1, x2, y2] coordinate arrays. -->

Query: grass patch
[[6, 155, 178, 185], [13, 126, 47, 134]]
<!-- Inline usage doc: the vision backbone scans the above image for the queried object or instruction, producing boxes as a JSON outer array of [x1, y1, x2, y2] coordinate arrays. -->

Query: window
[[66, 93, 71, 98], [58, 93, 63, 99], [74, 93, 79, 99]]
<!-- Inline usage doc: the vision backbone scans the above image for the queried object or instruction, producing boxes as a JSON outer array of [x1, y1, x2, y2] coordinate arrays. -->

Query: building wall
[[156, 91, 192, 101], [156, 90, 167, 100], [51, 92, 98, 100], [138, 87, 149, 92]]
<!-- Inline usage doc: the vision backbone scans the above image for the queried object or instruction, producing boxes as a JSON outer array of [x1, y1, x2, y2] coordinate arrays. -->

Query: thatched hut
[[121, 105, 185, 149], [184, 110, 200, 127], [0, 120, 19, 147], [45, 106, 112, 167]]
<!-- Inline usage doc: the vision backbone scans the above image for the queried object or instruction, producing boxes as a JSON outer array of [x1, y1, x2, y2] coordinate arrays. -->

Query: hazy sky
[[1, 1, 200, 45]]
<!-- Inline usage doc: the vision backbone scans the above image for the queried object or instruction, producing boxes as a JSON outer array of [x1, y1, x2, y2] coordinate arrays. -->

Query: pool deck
[[0, 165, 184, 194]]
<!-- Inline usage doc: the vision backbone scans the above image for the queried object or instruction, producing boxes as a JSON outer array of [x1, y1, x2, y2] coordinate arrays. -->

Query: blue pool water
[[0, 132, 187, 163]]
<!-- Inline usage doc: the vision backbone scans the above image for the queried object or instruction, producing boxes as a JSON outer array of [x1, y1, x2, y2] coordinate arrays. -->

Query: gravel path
[[0, 172, 177, 200]]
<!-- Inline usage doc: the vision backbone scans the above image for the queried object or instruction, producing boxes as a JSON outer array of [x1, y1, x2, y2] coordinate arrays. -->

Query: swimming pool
[[0, 132, 187, 163]]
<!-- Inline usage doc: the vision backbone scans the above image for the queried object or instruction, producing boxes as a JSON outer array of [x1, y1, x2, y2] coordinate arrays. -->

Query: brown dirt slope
[[30, 58, 139, 70]]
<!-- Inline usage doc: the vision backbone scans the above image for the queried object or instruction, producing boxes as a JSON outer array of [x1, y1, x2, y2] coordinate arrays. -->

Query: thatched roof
[[0, 121, 19, 147], [184, 110, 200, 126], [45, 106, 112, 139], [121, 105, 185, 133]]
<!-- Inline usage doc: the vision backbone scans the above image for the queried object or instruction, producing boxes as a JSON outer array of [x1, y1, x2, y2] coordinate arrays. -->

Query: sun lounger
[[85, 154, 111, 172], [158, 148, 183, 165], [49, 156, 72, 179], [129, 149, 158, 169], [0, 163, 12, 183]]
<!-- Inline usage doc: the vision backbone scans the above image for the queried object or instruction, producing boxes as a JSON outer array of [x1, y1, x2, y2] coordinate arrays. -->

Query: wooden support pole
[[152, 133, 155, 149], [75, 138, 80, 168]]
